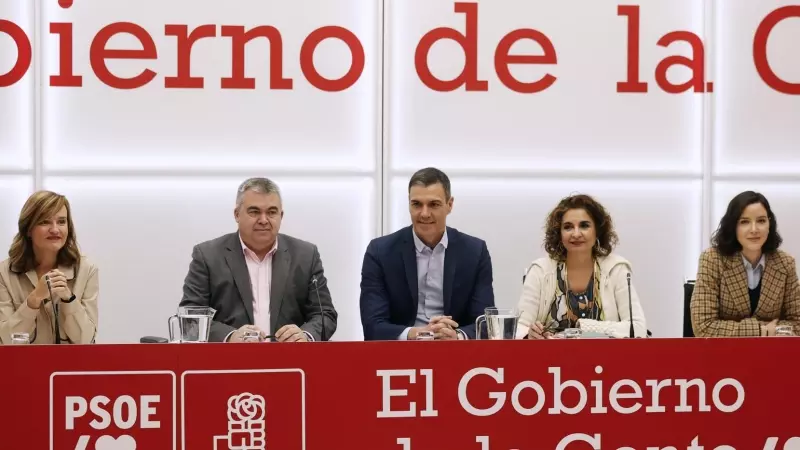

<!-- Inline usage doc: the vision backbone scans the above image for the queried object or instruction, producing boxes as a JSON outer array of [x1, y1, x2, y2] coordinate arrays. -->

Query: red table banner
[[3, 338, 799, 450]]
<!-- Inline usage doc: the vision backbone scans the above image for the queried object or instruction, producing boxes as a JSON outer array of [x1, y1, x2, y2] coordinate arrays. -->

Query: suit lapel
[[225, 235, 254, 323], [443, 230, 457, 315], [402, 229, 419, 309], [755, 253, 785, 318], [270, 238, 291, 332]]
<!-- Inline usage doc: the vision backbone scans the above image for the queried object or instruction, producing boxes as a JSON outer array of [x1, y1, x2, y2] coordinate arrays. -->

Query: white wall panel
[[714, 0, 800, 174], [40, 0, 379, 171], [0, 0, 33, 170], [1, 0, 797, 343], [0, 176, 32, 254], [44, 176, 376, 343], [389, 177, 702, 338], [387, 0, 703, 173], [712, 183, 800, 265]]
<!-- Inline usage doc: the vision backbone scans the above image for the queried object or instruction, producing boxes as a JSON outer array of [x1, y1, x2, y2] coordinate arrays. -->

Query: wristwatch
[[62, 294, 77, 304]]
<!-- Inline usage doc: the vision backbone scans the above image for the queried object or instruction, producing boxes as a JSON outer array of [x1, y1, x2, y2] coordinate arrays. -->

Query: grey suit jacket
[[180, 232, 337, 342]]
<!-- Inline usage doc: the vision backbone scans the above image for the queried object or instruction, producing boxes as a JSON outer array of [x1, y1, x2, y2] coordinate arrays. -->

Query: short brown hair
[[9, 191, 81, 273], [543, 194, 618, 261]]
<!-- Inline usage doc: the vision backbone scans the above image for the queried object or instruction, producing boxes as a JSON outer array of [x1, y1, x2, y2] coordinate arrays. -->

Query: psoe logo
[[182, 369, 306, 450], [216, 392, 267, 450], [49, 371, 177, 450]]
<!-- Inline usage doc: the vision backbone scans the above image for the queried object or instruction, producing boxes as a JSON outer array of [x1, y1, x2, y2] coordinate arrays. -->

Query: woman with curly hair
[[516, 194, 647, 339], [691, 191, 799, 337]]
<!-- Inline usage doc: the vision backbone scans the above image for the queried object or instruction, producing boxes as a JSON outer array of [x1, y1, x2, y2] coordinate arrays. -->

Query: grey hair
[[235, 177, 282, 209]]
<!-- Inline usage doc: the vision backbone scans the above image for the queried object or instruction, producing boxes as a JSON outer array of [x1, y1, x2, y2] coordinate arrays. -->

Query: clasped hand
[[411, 316, 460, 340], [229, 324, 309, 342], [27, 270, 72, 309]]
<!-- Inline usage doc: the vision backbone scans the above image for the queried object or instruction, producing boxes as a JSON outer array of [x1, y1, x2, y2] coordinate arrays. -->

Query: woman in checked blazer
[[691, 191, 800, 337]]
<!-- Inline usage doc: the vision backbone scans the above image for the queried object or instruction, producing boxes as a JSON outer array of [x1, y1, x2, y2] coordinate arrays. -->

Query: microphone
[[627, 272, 635, 338], [312, 277, 327, 342], [46, 276, 61, 344]]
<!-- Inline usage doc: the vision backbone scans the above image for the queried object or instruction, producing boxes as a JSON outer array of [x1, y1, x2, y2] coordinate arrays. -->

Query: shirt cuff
[[456, 329, 467, 340], [224, 330, 236, 343], [303, 331, 315, 342], [398, 327, 412, 340]]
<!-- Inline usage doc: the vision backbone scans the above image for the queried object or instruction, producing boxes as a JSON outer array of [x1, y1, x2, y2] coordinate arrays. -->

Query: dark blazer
[[359, 226, 494, 340], [180, 232, 337, 342], [691, 247, 800, 337]]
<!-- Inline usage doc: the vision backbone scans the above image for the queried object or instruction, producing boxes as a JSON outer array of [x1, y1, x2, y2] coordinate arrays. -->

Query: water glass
[[775, 325, 795, 337], [11, 332, 30, 345], [563, 328, 583, 339], [416, 330, 435, 341], [242, 330, 261, 343]]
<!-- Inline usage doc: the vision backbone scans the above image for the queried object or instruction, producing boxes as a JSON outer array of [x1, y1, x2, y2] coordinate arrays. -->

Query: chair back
[[683, 280, 696, 337]]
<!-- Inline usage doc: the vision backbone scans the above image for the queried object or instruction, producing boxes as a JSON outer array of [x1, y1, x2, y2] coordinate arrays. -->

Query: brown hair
[[543, 194, 618, 261], [9, 191, 81, 273]]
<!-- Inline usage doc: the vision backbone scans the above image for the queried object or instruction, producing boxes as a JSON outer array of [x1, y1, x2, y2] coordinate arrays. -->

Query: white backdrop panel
[[387, 0, 703, 173], [0, 0, 33, 170], [40, 0, 379, 171], [714, 0, 800, 174], [712, 182, 800, 265], [44, 176, 376, 343], [0, 176, 33, 256], [389, 177, 702, 338]]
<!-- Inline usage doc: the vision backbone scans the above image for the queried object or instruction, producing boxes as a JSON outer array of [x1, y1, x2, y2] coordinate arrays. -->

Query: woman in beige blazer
[[0, 191, 98, 344], [516, 194, 647, 339], [691, 191, 799, 337]]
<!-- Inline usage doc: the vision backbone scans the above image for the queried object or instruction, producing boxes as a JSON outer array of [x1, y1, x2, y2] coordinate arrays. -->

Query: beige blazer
[[0, 256, 98, 344], [516, 253, 647, 338], [691, 247, 800, 337]]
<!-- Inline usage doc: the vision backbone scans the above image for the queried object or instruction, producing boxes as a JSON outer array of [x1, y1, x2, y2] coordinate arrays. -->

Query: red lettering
[[89, 22, 157, 89], [300, 26, 365, 92], [164, 24, 216, 89], [50, 22, 82, 87], [415, 2, 487, 92], [617, 5, 647, 93], [0, 20, 32, 88], [220, 25, 292, 90], [4, 11, 367, 92], [655, 31, 711, 93], [494, 29, 557, 94], [49, 0, 80, 86], [753, 6, 800, 95]]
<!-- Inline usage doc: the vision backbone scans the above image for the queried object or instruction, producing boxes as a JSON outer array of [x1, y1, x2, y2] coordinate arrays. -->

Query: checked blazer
[[691, 247, 800, 337]]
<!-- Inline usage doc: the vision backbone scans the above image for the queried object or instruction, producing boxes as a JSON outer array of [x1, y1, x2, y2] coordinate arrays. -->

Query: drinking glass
[[11, 332, 30, 345]]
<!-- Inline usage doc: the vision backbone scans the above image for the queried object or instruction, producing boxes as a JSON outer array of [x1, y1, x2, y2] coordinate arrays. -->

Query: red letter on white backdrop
[[494, 28, 557, 93], [655, 31, 712, 93], [300, 26, 365, 92], [617, 5, 647, 93], [415, 2, 488, 92], [164, 24, 217, 89], [0, 20, 32, 87], [754, 6, 800, 95], [50, 22, 83, 87], [220, 25, 293, 90], [90, 22, 158, 89], [49, 0, 81, 87]]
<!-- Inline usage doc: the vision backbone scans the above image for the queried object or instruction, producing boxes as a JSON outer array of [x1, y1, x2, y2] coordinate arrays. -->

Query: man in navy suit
[[360, 168, 494, 340]]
